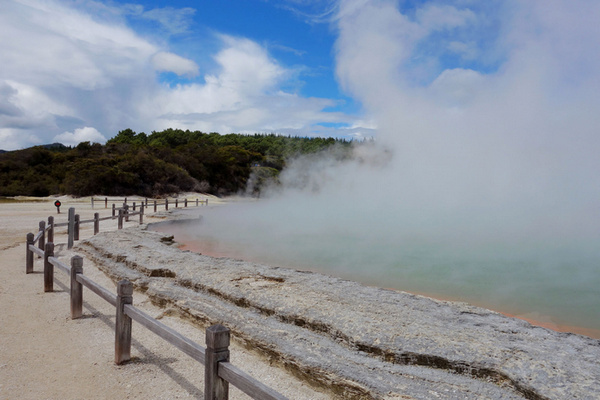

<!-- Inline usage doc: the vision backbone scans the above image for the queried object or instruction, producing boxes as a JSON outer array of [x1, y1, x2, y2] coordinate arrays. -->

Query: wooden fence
[[92, 196, 208, 212], [39, 195, 207, 252], [25, 213, 287, 400], [35, 204, 144, 251]]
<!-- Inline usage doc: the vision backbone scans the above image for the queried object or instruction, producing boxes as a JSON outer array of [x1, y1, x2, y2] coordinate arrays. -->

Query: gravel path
[[0, 199, 330, 400]]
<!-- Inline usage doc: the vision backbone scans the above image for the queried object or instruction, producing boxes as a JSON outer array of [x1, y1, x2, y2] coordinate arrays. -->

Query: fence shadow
[[23, 200, 288, 400], [52, 273, 202, 397]]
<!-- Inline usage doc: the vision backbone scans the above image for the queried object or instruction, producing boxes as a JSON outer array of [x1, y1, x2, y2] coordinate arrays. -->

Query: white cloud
[[53, 127, 107, 146], [447, 41, 478, 60], [0, 0, 359, 150], [124, 5, 196, 35], [192, 36, 283, 108], [0, 0, 160, 149], [0, 128, 41, 150], [415, 4, 476, 31], [213, 35, 287, 97], [151, 52, 199, 76], [1, 0, 156, 90], [146, 36, 353, 135]]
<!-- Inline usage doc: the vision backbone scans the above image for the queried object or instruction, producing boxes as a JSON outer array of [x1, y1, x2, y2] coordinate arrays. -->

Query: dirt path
[[0, 198, 331, 400]]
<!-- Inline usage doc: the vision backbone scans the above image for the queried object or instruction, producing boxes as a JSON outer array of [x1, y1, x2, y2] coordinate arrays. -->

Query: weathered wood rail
[[33, 195, 206, 255], [92, 196, 208, 212], [25, 215, 287, 400]]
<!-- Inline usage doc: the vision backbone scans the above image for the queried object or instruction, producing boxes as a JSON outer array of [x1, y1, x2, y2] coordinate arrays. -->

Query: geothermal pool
[[153, 204, 600, 339]]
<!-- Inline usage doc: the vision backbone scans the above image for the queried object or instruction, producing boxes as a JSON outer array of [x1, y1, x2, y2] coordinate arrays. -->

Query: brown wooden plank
[[26, 233, 34, 273], [47, 216, 54, 243], [76, 274, 117, 307], [38, 221, 45, 254], [219, 362, 289, 400], [67, 207, 75, 249], [74, 214, 79, 241], [44, 242, 54, 292], [205, 324, 230, 400], [115, 280, 133, 365], [124, 304, 206, 364], [70, 256, 83, 319], [33, 230, 44, 243], [29, 244, 44, 257], [94, 213, 99, 235], [49, 256, 70, 274]]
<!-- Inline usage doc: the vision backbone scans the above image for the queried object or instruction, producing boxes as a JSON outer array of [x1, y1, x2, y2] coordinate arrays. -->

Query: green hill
[[0, 129, 353, 197]]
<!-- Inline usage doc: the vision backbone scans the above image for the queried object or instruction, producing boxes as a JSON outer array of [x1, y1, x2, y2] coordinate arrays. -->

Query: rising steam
[[180, 0, 600, 331]]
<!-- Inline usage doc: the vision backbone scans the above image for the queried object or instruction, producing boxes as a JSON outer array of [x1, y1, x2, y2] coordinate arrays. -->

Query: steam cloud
[[184, 0, 600, 330]]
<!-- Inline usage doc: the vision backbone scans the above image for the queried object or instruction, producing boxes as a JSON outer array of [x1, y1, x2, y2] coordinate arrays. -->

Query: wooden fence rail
[[92, 196, 208, 211], [24, 218, 288, 400], [50, 195, 206, 249], [42, 206, 142, 250]]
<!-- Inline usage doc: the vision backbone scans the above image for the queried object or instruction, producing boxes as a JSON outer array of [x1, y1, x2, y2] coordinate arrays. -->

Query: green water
[[156, 215, 600, 336]]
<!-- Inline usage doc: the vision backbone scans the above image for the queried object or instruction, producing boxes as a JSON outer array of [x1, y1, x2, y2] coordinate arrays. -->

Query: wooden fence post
[[175, 199, 178, 208], [154, 200, 157, 213], [47, 216, 54, 244], [139, 204, 144, 224], [26, 233, 34, 274], [145, 198, 148, 207], [112, 203, 116, 217], [91, 197, 94, 209], [38, 221, 45, 255], [132, 202, 136, 211], [94, 213, 99, 235], [165, 199, 169, 210], [118, 209, 123, 230], [67, 207, 75, 249], [74, 214, 80, 241], [44, 242, 54, 292], [105, 197, 108, 208], [184, 198, 188, 207], [124, 204, 129, 222], [70, 256, 83, 319], [115, 280, 133, 365], [205, 324, 230, 400], [196, 198, 199, 207]]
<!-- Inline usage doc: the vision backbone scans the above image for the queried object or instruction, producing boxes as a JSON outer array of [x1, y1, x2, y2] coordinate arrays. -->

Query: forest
[[0, 129, 353, 197]]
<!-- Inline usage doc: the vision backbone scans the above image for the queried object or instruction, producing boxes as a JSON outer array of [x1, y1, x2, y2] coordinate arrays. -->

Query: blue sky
[[1, 0, 367, 149], [1, 0, 599, 152], [125, 1, 341, 96]]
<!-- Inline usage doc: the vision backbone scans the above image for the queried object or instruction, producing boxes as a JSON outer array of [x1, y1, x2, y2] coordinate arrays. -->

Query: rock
[[77, 225, 600, 400]]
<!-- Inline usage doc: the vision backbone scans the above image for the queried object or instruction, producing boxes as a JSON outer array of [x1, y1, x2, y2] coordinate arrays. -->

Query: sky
[[1, 0, 599, 153], [1, 0, 368, 149]]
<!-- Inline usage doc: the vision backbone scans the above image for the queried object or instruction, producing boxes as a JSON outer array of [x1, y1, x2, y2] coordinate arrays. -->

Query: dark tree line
[[0, 129, 353, 197]]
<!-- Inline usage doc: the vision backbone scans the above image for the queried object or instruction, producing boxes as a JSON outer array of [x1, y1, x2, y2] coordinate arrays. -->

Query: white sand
[[0, 197, 332, 400]]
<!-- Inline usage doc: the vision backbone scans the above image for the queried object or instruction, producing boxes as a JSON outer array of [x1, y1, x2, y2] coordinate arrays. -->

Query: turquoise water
[[156, 204, 600, 337]]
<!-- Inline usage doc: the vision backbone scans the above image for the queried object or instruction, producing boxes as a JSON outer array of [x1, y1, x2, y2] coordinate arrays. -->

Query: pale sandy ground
[[0, 197, 332, 400]]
